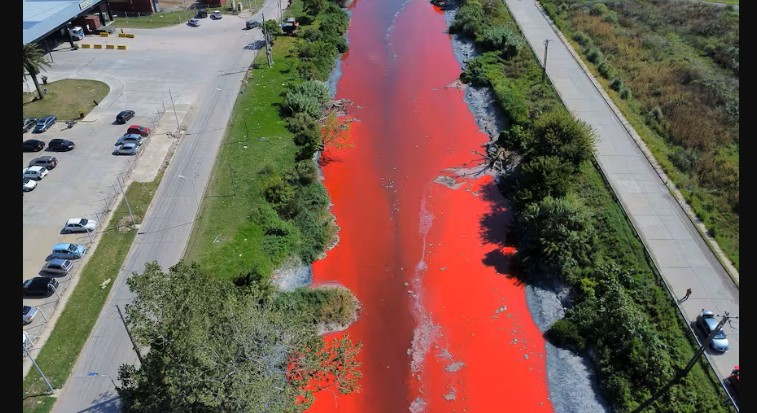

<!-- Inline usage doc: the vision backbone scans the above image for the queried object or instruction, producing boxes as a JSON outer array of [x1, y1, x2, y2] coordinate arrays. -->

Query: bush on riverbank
[[452, 0, 733, 411]]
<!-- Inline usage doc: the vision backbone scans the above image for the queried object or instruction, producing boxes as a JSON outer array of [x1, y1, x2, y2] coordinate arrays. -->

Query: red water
[[308, 0, 554, 411]]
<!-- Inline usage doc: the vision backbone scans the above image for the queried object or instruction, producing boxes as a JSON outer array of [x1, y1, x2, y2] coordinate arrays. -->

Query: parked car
[[696, 309, 729, 353], [23, 166, 49, 180], [48, 138, 76, 152], [113, 142, 140, 156], [188, 18, 201, 27], [40, 258, 74, 276], [62, 217, 98, 233], [29, 155, 58, 170], [728, 366, 739, 398], [32, 115, 57, 133], [23, 305, 39, 324], [195, 8, 208, 18], [50, 242, 86, 260], [116, 133, 144, 146], [23, 177, 38, 192], [115, 110, 135, 124], [23, 276, 60, 297], [127, 124, 151, 137], [210, 10, 222, 19], [245, 19, 261, 29], [23, 117, 37, 133], [23, 139, 45, 152]]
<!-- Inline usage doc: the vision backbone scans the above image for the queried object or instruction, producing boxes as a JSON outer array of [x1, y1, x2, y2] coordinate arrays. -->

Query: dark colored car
[[245, 19, 261, 29], [33, 115, 57, 133], [195, 9, 208, 18], [22, 276, 60, 297], [23, 139, 45, 152], [23, 117, 37, 133], [116, 110, 135, 124], [696, 309, 729, 353], [48, 138, 76, 151], [29, 155, 58, 170]]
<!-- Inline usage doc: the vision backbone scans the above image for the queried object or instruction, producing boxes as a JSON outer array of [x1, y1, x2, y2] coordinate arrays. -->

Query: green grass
[[23, 174, 163, 413], [183, 36, 301, 278], [109, 0, 267, 29], [23, 79, 109, 121]]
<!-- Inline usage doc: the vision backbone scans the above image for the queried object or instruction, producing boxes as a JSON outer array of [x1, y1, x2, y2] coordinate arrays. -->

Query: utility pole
[[262, 13, 273, 67], [631, 312, 737, 413], [169, 89, 180, 131], [117, 175, 136, 227], [541, 39, 550, 83], [24, 334, 55, 395]]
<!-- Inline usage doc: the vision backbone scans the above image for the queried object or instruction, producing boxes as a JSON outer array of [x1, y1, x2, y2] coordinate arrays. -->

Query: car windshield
[[79, 219, 88, 225], [713, 330, 727, 340]]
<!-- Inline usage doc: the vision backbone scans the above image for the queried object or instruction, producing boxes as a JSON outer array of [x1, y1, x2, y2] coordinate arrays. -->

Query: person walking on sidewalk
[[681, 288, 692, 301]]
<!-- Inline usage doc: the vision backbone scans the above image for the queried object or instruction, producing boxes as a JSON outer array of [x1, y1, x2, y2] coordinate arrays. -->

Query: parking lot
[[23, 13, 264, 341]]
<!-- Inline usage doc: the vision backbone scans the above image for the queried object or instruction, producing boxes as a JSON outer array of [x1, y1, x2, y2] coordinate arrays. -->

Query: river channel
[[308, 0, 554, 411]]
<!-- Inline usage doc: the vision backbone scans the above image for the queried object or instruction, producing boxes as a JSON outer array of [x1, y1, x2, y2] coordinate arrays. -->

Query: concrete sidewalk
[[504, 0, 739, 384]]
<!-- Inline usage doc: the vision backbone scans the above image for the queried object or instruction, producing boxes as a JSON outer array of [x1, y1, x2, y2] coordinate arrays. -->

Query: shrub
[[545, 319, 586, 352], [619, 86, 631, 99], [585, 47, 603, 64], [597, 60, 613, 79], [283, 80, 330, 118], [572, 31, 592, 47], [668, 147, 699, 173], [287, 112, 317, 136], [589, 3, 608, 16], [609, 77, 623, 92]]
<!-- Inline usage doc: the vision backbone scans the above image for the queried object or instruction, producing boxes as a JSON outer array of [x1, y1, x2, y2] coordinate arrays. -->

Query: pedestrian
[[682, 288, 692, 301]]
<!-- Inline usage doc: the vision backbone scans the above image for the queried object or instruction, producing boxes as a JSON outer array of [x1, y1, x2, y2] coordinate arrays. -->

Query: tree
[[302, 0, 327, 16], [23, 42, 51, 101], [525, 110, 595, 173], [512, 194, 595, 277], [319, 99, 355, 152], [119, 260, 362, 413]]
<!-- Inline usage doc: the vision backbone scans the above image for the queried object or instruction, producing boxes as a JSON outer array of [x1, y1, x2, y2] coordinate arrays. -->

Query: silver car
[[41, 258, 74, 276], [113, 142, 140, 156], [696, 309, 729, 353]]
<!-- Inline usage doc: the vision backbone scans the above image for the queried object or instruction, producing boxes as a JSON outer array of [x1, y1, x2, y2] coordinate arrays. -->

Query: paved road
[[504, 0, 739, 397], [29, 4, 288, 412]]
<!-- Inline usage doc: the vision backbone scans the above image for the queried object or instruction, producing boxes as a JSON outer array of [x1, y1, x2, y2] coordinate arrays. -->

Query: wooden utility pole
[[542, 39, 550, 82], [631, 312, 736, 413]]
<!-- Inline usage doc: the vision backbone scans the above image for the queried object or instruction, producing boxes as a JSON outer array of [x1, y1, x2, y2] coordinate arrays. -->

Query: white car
[[62, 218, 98, 233], [23, 177, 38, 192], [23, 165, 49, 180], [113, 142, 140, 156], [23, 305, 39, 324]]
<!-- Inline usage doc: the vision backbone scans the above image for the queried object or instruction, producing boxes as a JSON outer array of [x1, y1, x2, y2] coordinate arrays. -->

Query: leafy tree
[[119, 261, 362, 413], [525, 110, 595, 173], [512, 194, 595, 277], [23, 42, 51, 101], [303, 0, 327, 16], [512, 155, 575, 206]]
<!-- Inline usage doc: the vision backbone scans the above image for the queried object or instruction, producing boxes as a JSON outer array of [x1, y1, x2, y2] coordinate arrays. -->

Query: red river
[[309, 0, 554, 411]]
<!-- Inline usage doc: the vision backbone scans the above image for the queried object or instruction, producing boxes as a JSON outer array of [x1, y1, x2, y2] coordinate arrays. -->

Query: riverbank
[[443, 7, 611, 413]]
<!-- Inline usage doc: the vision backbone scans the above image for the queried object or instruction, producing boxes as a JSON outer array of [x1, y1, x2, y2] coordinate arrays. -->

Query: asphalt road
[[21, 4, 286, 412]]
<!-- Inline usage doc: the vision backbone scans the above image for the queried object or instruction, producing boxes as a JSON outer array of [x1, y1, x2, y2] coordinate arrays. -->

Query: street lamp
[[87, 371, 117, 388], [178, 174, 199, 210]]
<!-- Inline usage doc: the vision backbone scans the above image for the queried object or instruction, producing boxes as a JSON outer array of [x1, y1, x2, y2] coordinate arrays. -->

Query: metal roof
[[23, 0, 102, 45]]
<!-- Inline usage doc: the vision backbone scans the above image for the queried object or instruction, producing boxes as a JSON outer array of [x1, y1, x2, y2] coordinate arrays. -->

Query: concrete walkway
[[504, 0, 738, 390]]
